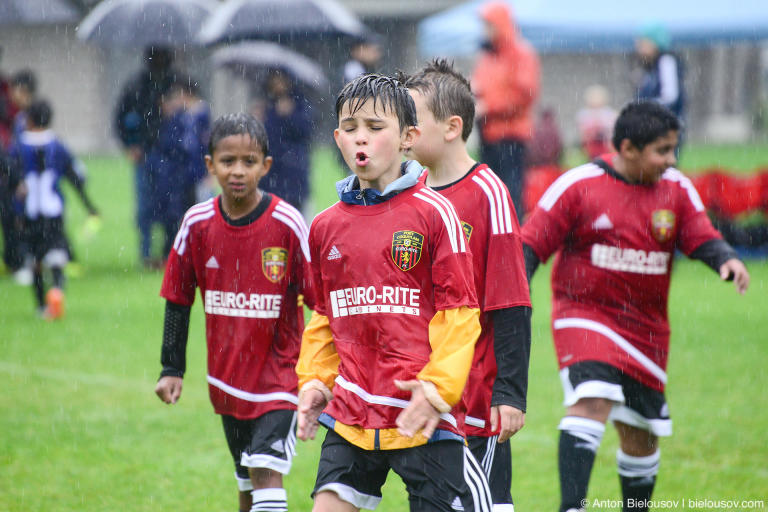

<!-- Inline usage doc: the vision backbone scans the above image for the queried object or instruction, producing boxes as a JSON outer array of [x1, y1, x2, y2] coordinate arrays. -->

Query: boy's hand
[[155, 376, 183, 404], [394, 380, 441, 439], [490, 405, 525, 443], [720, 258, 749, 295], [297, 388, 327, 441]]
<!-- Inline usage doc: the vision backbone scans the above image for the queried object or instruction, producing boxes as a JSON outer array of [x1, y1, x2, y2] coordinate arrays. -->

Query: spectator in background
[[577, 84, 618, 160], [114, 46, 177, 268], [177, 77, 212, 204], [342, 35, 382, 85], [261, 70, 313, 213], [473, 1, 540, 223], [0, 47, 17, 150], [527, 107, 563, 168], [10, 69, 37, 141], [633, 22, 685, 138]]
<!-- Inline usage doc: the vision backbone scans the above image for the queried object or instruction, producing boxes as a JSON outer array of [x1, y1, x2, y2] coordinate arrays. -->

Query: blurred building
[[0, 0, 764, 154]]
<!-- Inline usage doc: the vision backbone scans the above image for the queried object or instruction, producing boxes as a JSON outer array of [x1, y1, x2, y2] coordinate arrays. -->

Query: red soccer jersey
[[521, 158, 720, 391], [422, 164, 530, 436], [310, 182, 478, 437], [160, 195, 314, 419]]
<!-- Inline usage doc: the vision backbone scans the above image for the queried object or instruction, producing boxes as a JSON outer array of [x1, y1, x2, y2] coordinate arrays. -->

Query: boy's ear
[[445, 115, 463, 142], [619, 138, 639, 158], [205, 155, 214, 175], [400, 125, 420, 151], [261, 155, 273, 177], [333, 128, 341, 149]]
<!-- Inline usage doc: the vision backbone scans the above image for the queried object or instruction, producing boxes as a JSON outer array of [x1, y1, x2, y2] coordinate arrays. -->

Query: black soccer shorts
[[560, 360, 672, 436], [467, 434, 514, 507], [313, 429, 492, 511], [220, 409, 297, 491]]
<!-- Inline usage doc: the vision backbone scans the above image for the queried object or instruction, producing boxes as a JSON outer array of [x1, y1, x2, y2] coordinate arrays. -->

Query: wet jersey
[[309, 182, 478, 438], [422, 163, 530, 436], [521, 157, 720, 391], [161, 195, 314, 419]]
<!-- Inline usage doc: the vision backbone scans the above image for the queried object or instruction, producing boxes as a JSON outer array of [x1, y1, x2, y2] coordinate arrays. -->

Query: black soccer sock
[[250, 488, 287, 512], [558, 416, 605, 512], [617, 449, 659, 512], [51, 266, 64, 289], [33, 268, 45, 308]]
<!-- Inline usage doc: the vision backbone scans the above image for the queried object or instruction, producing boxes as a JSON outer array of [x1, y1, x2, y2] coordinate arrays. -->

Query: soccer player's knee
[[568, 397, 613, 420], [615, 422, 658, 456], [248, 467, 280, 487]]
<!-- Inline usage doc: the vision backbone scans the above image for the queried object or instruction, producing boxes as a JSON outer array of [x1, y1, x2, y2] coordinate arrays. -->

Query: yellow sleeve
[[416, 306, 481, 409], [296, 311, 339, 394]]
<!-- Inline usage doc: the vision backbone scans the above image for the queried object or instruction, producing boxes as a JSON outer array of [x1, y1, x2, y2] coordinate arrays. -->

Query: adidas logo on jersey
[[592, 213, 614, 230], [327, 245, 341, 260], [205, 256, 220, 269]]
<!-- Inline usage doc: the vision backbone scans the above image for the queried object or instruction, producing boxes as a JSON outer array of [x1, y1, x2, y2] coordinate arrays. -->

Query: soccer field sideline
[[1, 151, 767, 511]]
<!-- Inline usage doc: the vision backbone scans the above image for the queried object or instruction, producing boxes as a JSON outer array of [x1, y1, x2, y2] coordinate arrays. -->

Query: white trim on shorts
[[239, 411, 297, 474], [610, 405, 672, 437], [493, 505, 515, 511], [560, 367, 625, 406], [316, 482, 382, 510]]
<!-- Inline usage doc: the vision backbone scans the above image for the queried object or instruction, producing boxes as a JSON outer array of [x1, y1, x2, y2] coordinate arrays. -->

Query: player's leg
[[467, 434, 512, 509], [391, 439, 490, 512], [220, 414, 256, 512], [558, 362, 625, 512], [609, 376, 671, 512], [237, 410, 298, 512], [311, 429, 387, 512], [41, 218, 69, 319]]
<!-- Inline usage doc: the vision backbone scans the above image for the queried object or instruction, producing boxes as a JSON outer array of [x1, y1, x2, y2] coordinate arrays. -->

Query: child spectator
[[404, 58, 531, 511], [156, 113, 314, 512], [576, 84, 617, 160], [521, 101, 749, 512], [296, 74, 489, 511], [10, 100, 98, 318]]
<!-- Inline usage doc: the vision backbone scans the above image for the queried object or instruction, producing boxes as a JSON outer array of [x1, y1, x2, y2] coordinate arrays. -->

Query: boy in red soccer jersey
[[521, 101, 749, 512], [155, 113, 313, 512], [404, 59, 531, 511], [296, 74, 489, 511]]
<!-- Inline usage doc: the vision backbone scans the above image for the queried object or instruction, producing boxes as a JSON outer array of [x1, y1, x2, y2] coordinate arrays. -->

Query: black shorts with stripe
[[467, 434, 513, 506], [313, 429, 493, 511], [220, 409, 297, 486]]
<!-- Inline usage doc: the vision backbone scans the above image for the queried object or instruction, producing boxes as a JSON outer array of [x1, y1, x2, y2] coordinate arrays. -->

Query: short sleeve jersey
[[422, 164, 530, 436], [521, 157, 720, 391], [309, 183, 478, 437], [161, 195, 314, 419], [10, 130, 75, 220]]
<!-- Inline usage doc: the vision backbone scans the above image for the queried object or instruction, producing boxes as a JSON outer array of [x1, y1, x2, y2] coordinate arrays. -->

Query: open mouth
[[355, 151, 370, 166], [229, 182, 245, 192]]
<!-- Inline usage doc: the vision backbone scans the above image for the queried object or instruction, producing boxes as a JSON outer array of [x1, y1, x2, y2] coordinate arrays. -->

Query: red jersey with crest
[[310, 183, 478, 438], [521, 157, 721, 391], [421, 163, 531, 436], [161, 195, 314, 419]]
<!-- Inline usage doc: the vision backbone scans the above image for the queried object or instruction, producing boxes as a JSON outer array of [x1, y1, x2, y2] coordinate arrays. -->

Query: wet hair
[[335, 73, 417, 133], [27, 100, 52, 128], [612, 100, 680, 151], [400, 59, 475, 141], [208, 113, 269, 156], [11, 69, 37, 94]]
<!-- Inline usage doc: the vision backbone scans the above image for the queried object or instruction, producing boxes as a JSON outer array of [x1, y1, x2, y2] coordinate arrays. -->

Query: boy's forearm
[[490, 306, 532, 412], [160, 301, 191, 378], [417, 306, 481, 409], [690, 238, 739, 273]]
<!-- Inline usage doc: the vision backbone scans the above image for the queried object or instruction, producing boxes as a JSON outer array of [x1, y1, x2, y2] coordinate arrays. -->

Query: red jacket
[[472, 2, 540, 143]]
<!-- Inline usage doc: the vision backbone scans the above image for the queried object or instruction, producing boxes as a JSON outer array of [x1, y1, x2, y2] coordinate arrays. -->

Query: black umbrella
[[0, 0, 81, 25], [211, 42, 329, 91], [198, 0, 368, 46], [77, 0, 217, 48]]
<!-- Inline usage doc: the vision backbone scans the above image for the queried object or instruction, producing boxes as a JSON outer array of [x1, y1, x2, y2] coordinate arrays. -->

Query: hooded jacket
[[472, 2, 540, 143]]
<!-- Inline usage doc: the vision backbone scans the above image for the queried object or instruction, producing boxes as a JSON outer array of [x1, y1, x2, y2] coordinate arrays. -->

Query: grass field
[[1, 145, 767, 511]]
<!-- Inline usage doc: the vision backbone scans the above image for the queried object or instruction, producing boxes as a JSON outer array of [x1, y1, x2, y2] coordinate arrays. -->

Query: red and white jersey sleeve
[[161, 195, 313, 419], [423, 164, 530, 435], [521, 160, 721, 392], [307, 183, 478, 437]]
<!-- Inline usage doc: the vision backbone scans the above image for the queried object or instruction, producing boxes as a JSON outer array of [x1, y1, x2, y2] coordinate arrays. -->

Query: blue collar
[[336, 160, 424, 206]]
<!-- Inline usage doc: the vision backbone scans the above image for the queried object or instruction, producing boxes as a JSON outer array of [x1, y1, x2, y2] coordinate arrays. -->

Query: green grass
[[1, 145, 767, 511]]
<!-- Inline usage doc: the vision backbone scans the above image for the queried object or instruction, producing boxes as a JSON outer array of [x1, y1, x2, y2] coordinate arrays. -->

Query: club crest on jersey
[[262, 247, 288, 283], [651, 210, 676, 243], [391, 230, 424, 271], [461, 221, 473, 242]]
